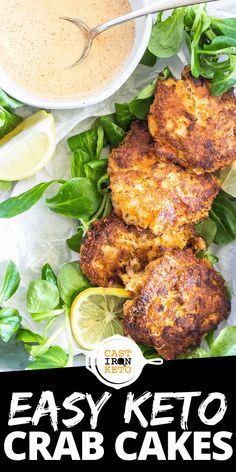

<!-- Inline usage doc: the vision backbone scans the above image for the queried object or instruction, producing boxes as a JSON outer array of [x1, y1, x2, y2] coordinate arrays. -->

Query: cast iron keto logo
[[85, 335, 163, 389]]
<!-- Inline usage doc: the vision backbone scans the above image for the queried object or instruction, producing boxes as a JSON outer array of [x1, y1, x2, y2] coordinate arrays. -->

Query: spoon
[[61, 0, 217, 68]]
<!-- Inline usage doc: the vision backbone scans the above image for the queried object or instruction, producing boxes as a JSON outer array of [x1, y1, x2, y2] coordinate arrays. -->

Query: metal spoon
[[61, 0, 217, 68]]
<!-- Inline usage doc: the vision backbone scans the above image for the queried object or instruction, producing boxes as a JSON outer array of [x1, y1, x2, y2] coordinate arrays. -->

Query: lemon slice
[[220, 162, 236, 197], [0, 110, 56, 181], [70, 287, 131, 350]]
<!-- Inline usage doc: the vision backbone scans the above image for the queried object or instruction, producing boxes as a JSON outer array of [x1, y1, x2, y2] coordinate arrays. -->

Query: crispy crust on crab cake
[[109, 121, 157, 172], [80, 213, 159, 287], [109, 122, 220, 236], [151, 224, 205, 252], [80, 213, 205, 287], [149, 66, 236, 174], [122, 249, 230, 360]]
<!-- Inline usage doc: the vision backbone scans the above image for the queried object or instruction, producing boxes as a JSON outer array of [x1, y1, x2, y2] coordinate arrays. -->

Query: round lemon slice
[[0, 110, 56, 181], [70, 287, 131, 350]]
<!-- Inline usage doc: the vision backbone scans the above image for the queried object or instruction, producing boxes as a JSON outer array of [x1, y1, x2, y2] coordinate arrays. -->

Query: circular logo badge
[[85, 335, 163, 389]]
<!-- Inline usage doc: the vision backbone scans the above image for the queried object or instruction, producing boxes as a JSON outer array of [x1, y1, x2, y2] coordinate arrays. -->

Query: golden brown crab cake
[[109, 120, 157, 172], [80, 213, 205, 288], [149, 66, 236, 174], [109, 123, 220, 236], [122, 249, 230, 360], [80, 213, 159, 287], [152, 223, 205, 252], [110, 162, 219, 235]]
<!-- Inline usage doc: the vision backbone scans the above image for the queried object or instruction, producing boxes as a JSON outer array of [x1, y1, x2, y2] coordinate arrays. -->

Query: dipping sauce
[[0, 0, 135, 100]]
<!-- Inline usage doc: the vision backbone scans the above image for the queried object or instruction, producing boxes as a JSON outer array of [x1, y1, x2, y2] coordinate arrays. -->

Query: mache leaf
[[0, 307, 21, 342], [66, 228, 84, 254], [41, 263, 58, 287], [27, 280, 60, 314], [46, 178, 102, 219], [0, 181, 61, 219], [0, 260, 20, 304], [26, 346, 68, 370], [16, 328, 44, 344], [57, 262, 90, 307], [149, 8, 186, 58]]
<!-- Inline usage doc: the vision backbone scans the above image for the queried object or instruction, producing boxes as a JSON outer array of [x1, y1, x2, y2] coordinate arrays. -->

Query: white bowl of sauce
[[0, 0, 152, 110]]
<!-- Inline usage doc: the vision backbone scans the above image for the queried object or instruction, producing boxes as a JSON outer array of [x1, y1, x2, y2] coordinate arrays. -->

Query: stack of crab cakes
[[79, 66, 236, 359]]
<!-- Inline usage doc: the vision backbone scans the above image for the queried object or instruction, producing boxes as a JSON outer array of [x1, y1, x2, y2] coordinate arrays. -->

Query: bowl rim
[[0, 1, 153, 110]]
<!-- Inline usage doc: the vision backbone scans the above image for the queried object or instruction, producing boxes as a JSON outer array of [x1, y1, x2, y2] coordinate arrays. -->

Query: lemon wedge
[[70, 287, 131, 350], [0, 110, 56, 181], [220, 162, 236, 197]]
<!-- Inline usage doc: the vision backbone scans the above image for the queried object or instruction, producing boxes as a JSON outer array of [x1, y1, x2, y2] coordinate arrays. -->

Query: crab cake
[[80, 213, 159, 287], [80, 213, 204, 287], [109, 120, 157, 173], [122, 250, 230, 360], [149, 66, 236, 174], [109, 122, 220, 237]]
